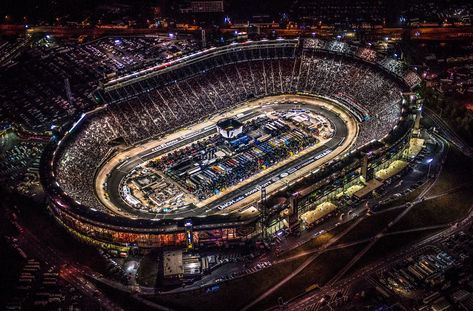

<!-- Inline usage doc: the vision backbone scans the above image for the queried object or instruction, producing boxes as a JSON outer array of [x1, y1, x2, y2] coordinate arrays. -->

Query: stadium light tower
[[426, 158, 433, 178], [64, 78, 74, 111]]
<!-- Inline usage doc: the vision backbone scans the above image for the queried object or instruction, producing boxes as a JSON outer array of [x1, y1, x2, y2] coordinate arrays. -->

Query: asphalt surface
[[103, 102, 349, 220]]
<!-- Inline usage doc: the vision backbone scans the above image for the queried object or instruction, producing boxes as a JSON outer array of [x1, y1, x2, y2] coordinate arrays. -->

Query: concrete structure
[[40, 39, 421, 252]]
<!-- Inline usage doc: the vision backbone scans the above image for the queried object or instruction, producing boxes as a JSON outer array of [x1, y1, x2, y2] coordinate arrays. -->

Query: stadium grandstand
[[40, 38, 422, 251]]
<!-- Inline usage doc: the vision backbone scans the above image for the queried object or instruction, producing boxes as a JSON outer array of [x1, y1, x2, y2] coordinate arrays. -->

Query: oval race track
[[96, 95, 358, 220]]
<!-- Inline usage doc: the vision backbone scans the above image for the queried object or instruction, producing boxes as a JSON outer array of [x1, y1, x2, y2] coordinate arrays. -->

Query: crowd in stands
[[0, 36, 198, 132], [55, 45, 405, 213], [56, 111, 120, 208], [356, 47, 378, 63], [303, 38, 414, 83], [326, 40, 353, 54], [379, 57, 407, 77], [303, 38, 326, 50], [404, 71, 423, 89]]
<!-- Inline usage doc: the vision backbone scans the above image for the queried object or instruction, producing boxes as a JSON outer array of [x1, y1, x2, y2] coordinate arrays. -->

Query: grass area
[[335, 209, 402, 245], [389, 149, 473, 232], [378, 183, 426, 210], [427, 148, 473, 196], [144, 256, 309, 311], [345, 228, 443, 277], [253, 243, 368, 310], [390, 187, 473, 232], [345, 149, 473, 276], [277, 219, 354, 260], [137, 251, 159, 287], [246, 212, 401, 309]]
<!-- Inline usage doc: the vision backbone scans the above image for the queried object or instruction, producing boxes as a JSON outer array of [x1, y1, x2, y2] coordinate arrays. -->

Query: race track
[[95, 95, 358, 220]]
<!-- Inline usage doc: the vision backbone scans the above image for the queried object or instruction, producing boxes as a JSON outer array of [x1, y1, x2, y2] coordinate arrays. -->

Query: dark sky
[[0, 0, 469, 24]]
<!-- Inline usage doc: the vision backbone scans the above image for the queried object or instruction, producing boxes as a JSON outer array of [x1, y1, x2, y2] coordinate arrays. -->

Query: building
[[41, 39, 421, 253], [191, 1, 224, 13]]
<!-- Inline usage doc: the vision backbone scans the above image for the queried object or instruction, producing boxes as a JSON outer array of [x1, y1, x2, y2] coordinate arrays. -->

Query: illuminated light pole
[[184, 220, 193, 251], [426, 158, 433, 178]]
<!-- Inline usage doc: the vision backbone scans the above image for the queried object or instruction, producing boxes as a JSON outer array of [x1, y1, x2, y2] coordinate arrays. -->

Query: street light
[[426, 158, 433, 178]]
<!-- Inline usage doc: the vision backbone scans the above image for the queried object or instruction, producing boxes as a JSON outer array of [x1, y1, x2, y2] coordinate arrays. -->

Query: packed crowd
[[325, 40, 353, 54], [0, 36, 198, 131], [55, 47, 405, 212], [56, 111, 121, 208], [379, 57, 407, 76], [404, 71, 423, 89], [356, 47, 379, 63], [303, 38, 328, 50]]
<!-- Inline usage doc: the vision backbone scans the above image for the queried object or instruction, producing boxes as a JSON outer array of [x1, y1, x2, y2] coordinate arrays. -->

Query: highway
[[2, 24, 473, 42]]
